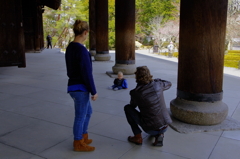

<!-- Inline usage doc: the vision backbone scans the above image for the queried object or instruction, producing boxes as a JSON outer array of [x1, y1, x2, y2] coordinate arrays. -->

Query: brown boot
[[83, 133, 92, 144], [128, 134, 142, 145], [73, 139, 95, 152]]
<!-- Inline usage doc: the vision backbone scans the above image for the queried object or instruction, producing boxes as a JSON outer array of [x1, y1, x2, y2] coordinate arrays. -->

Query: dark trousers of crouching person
[[124, 66, 172, 146], [124, 104, 168, 146]]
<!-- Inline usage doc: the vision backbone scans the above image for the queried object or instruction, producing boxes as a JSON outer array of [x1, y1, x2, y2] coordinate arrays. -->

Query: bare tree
[[162, 20, 179, 43], [149, 16, 179, 52], [149, 16, 164, 49], [228, 0, 240, 15]]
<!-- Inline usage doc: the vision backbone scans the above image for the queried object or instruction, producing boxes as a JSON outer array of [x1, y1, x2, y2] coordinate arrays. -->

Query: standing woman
[[65, 20, 98, 152]]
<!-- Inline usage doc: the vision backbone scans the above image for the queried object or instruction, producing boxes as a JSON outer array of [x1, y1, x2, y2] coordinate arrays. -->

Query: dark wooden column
[[39, 6, 44, 50], [94, 0, 111, 61], [112, 0, 136, 75], [34, 5, 41, 51], [89, 0, 96, 56], [22, 0, 45, 52], [0, 0, 26, 67], [22, 0, 34, 52], [37, 5, 44, 51], [170, 0, 228, 125], [22, 0, 38, 52]]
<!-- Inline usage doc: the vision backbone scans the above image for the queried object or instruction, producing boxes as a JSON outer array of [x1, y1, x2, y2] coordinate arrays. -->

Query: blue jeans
[[124, 104, 167, 136], [69, 91, 92, 140]]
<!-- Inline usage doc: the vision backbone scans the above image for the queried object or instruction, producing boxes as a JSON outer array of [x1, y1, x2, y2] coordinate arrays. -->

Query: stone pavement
[[0, 48, 240, 159]]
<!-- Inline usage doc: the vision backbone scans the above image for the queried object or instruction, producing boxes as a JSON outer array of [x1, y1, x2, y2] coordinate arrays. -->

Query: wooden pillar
[[89, 0, 96, 56], [112, 0, 136, 75], [170, 0, 228, 125], [22, 0, 44, 52], [22, 0, 34, 52], [39, 6, 44, 50], [94, 0, 111, 61], [34, 5, 41, 51], [0, 0, 26, 67]]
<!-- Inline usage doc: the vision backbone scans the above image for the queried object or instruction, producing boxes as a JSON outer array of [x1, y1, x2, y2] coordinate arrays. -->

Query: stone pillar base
[[89, 50, 96, 56], [112, 63, 136, 75], [170, 98, 228, 125], [94, 54, 111, 61]]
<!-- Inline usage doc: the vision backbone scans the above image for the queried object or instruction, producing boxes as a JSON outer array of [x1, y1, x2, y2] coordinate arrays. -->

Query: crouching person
[[124, 66, 172, 146]]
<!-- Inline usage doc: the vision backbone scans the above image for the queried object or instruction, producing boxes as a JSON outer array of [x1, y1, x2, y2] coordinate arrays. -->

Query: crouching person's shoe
[[152, 134, 164, 146], [73, 139, 95, 152], [128, 134, 142, 145]]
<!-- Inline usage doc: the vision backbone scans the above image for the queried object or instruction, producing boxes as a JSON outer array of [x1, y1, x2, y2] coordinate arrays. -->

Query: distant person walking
[[124, 66, 172, 146], [65, 20, 98, 152], [46, 35, 52, 49], [167, 41, 174, 57]]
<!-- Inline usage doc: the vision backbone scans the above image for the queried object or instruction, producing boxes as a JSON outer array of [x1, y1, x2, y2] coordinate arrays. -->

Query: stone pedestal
[[170, 98, 228, 125], [94, 53, 111, 61], [112, 63, 136, 75]]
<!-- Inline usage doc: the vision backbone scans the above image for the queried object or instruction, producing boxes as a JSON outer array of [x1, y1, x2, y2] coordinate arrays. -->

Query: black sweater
[[65, 42, 96, 95]]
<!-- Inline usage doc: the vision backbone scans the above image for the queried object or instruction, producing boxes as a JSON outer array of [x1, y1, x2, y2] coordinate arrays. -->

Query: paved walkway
[[0, 48, 240, 159], [136, 49, 240, 77]]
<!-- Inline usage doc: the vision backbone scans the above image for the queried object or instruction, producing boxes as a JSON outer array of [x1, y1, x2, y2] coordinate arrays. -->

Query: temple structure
[[0, 0, 230, 126], [0, 0, 61, 67]]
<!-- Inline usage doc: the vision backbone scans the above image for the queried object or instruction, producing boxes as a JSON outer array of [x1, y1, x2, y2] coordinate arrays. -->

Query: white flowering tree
[[149, 16, 179, 52], [226, 0, 240, 50], [149, 17, 164, 48]]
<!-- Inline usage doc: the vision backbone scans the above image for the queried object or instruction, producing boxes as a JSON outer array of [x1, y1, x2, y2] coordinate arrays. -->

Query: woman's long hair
[[135, 66, 153, 84]]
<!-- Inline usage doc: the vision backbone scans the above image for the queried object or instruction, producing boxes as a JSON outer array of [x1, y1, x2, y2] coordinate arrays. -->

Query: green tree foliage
[[136, 0, 177, 37], [43, 0, 178, 49], [108, 0, 115, 49], [43, 0, 88, 49]]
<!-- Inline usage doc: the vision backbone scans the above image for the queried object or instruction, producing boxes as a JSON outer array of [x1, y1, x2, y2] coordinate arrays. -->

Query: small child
[[108, 71, 128, 91]]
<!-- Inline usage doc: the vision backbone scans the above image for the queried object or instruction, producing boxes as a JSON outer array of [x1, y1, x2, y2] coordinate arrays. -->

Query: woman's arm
[[80, 47, 97, 95]]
